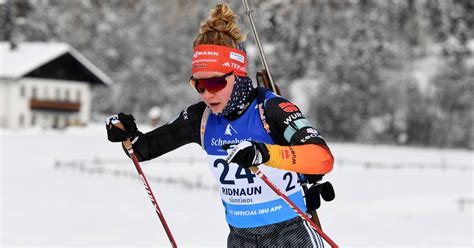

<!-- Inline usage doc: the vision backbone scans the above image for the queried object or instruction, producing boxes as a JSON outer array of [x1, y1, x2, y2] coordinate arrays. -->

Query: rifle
[[242, 0, 329, 230]]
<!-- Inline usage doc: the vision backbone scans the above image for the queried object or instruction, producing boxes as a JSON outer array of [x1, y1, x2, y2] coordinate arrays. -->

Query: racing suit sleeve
[[127, 101, 206, 162], [262, 97, 334, 175]]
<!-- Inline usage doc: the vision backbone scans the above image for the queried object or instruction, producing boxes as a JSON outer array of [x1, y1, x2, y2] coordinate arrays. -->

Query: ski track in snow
[[1, 124, 472, 247]]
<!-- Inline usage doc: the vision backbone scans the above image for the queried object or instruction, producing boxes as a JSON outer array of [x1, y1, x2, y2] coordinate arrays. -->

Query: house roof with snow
[[0, 42, 113, 86]]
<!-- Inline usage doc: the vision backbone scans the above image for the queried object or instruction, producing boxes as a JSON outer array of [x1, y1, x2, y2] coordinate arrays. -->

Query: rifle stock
[[256, 69, 281, 95]]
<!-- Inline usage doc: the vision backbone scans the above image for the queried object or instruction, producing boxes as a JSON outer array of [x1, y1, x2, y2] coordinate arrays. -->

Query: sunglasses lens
[[196, 82, 206, 93], [192, 76, 228, 94], [203, 78, 227, 93]]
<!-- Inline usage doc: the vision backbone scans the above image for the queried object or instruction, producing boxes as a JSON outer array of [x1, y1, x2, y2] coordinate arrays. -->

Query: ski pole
[[115, 123, 178, 248], [248, 166, 339, 248]]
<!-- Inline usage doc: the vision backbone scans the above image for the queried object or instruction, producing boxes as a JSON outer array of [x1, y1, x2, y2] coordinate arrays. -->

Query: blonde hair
[[193, 3, 246, 48]]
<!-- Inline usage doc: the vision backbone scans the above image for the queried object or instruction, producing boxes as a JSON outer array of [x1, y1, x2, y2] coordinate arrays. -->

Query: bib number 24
[[214, 159, 255, 184], [213, 159, 297, 191]]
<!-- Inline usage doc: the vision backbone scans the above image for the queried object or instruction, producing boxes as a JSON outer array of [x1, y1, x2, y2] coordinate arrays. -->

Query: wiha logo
[[224, 124, 238, 136], [193, 51, 219, 58], [279, 102, 299, 113]]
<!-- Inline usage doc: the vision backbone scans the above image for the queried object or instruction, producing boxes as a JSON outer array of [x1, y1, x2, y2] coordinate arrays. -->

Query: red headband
[[192, 44, 247, 77]]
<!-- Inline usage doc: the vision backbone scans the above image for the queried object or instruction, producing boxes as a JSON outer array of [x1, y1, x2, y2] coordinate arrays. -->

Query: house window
[[44, 87, 49, 99], [65, 89, 70, 101], [19, 114, 24, 126], [20, 86, 25, 97], [76, 90, 81, 101], [31, 114, 36, 126], [53, 115, 60, 129], [32, 87, 37, 99], [56, 88, 61, 100]]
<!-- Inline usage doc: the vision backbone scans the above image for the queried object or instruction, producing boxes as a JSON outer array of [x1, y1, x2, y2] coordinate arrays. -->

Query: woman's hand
[[222, 141, 270, 168], [105, 113, 139, 143]]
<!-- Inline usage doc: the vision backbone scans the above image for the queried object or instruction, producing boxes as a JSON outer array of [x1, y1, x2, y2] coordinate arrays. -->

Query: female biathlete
[[106, 3, 334, 247]]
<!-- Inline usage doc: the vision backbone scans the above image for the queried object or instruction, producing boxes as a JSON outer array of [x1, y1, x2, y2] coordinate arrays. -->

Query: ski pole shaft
[[127, 149, 178, 248], [117, 125, 178, 248], [248, 166, 338, 248]]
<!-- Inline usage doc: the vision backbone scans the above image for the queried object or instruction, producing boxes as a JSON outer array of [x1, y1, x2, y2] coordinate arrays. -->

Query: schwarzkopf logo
[[224, 124, 238, 136]]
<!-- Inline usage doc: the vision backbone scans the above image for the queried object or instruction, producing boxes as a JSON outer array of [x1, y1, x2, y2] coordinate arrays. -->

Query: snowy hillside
[[1, 124, 472, 247]]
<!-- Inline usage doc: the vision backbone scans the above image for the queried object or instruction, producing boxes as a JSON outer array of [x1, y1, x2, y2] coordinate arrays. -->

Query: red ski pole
[[249, 166, 338, 248], [116, 123, 178, 248]]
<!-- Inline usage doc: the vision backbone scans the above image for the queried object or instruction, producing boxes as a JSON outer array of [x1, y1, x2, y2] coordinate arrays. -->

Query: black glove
[[222, 141, 270, 168], [105, 113, 139, 142], [305, 185, 321, 211], [302, 176, 335, 211]]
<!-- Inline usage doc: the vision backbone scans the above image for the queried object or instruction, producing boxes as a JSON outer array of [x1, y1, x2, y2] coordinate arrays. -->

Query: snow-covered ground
[[1, 124, 472, 247]]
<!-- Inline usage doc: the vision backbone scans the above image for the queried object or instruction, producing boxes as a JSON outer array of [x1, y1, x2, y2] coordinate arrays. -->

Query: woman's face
[[192, 71, 235, 114]]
